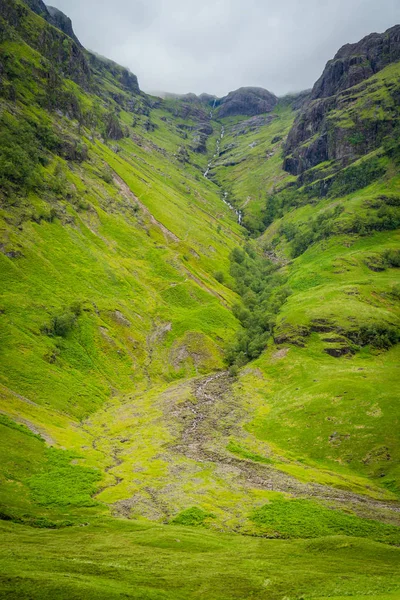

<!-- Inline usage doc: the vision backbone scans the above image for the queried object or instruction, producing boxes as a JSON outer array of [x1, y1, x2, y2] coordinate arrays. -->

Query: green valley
[[0, 1, 399, 597]]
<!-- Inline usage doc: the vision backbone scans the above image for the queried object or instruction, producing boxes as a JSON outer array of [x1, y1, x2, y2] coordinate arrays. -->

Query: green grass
[[0, 519, 400, 599], [226, 439, 274, 464], [251, 498, 400, 543]]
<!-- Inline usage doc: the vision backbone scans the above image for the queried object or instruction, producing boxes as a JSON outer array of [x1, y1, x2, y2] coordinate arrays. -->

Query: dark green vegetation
[[0, 2, 399, 597]]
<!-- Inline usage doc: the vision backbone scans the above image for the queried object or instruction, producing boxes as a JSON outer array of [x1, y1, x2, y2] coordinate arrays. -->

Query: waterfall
[[204, 125, 224, 178], [204, 162, 212, 178], [222, 191, 242, 225], [203, 127, 242, 225]]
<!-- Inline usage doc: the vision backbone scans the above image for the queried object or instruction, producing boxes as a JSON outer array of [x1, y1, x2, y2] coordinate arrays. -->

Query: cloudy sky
[[50, 0, 400, 97]]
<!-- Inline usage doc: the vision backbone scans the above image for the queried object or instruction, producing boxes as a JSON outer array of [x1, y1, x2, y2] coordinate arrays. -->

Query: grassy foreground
[[1, 518, 400, 600]]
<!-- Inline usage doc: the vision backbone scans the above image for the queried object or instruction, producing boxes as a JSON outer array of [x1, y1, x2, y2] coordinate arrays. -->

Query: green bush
[[291, 229, 314, 257], [384, 249, 400, 267], [329, 157, 386, 197], [278, 206, 344, 258], [0, 124, 38, 193], [345, 206, 400, 235], [171, 507, 215, 527], [226, 247, 289, 365], [347, 324, 400, 349], [43, 302, 82, 337]]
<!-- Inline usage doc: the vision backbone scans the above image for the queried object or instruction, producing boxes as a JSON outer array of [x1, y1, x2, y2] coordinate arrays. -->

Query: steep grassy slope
[[0, 0, 244, 418], [0, 0, 241, 526], [0, 2, 400, 597]]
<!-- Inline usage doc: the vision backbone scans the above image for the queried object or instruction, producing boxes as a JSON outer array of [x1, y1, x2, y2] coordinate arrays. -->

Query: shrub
[[279, 222, 297, 241], [51, 312, 76, 337], [328, 157, 386, 197], [384, 249, 400, 268], [43, 302, 82, 338], [100, 166, 114, 184], [345, 206, 400, 235], [291, 229, 314, 257], [347, 324, 400, 349], [171, 507, 215, 527], [0, 113, 42, 194], [226, 247, 290, 366]]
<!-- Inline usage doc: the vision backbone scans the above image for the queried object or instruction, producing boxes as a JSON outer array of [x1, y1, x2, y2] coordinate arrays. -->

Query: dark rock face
[[198, 93, 217, 106], [311, 25, 400, 100], [23, 0, 81, 46], [216, 87, 278, 118], [87, 53, 140, 96], [119, 68, 140, 94], [278, 90, 311, 111], [284, 25, 400, 177], [46, 6, 81, 46], [228, 114, 277, 136], [191, 121, 214, 153], [23, 0, 48, 15], [104, 112, 125, 140]]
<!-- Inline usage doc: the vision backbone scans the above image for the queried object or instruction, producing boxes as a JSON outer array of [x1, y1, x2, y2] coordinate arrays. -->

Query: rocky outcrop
[[198, 93, 217, 106], [278, 90, 311, 111], [1, 0, 91, 87], [46, 6, 81, 46], [216, 87, 278, 118], [23, 0, 48, 15], [22, 1, 81, 45], [284, 25, 400, 178], [311, 25, 400, 100], [86, 52, 140, 97]]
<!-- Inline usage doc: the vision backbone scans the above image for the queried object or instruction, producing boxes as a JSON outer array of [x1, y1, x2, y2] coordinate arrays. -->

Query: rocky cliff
[[216, 87, 278, 118], [46, 5, 81, 46], [22, 0, 81, 45], [311, 25, 400, 100], [284, 25, 400, 177]]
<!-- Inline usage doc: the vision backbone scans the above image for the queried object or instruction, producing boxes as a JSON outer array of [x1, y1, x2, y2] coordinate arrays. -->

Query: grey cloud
[[49, 0, 400, 96]]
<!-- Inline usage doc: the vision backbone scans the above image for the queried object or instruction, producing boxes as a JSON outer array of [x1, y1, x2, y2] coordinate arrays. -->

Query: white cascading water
[[222, 191, 242, 225], [203, 125, 242, 225]]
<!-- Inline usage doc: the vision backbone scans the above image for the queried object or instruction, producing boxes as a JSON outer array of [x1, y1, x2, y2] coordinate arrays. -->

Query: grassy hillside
[[0, 2, 399, 598]]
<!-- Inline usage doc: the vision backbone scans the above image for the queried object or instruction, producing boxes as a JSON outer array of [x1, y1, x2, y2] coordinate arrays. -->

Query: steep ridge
[[284, 25, 400, 177], [0, 3, 400, 598]]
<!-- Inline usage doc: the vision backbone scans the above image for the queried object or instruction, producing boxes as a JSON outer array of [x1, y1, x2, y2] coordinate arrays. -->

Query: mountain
[[283, 25, 400, 178], [0, 2, 399, 598], [22, 0, 81, 45]]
